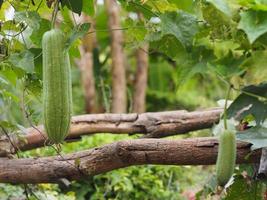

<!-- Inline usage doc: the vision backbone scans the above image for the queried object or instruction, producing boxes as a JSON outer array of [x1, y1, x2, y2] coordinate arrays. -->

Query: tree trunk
[[79, 14, 97, 113], [0, 108, 222, 156], [133, 44, 149, 113], [133, 13, 149, 113], [0, 137, 259, 184], [104, 0, 127, 113]]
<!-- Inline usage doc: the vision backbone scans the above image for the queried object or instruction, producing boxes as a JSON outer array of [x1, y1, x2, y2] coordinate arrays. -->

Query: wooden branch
[[0, 137, 260, 184], [0, 108, 222, 156]]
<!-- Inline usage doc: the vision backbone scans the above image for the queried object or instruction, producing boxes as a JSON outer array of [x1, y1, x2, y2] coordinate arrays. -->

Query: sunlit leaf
[[238, 10, 267, 43], [160, 11, 198, 48], [206, 0, 232, 17]]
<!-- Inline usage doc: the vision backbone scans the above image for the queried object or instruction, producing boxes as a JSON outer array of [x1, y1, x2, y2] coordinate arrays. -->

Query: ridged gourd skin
[[42, 29, 72, 144], [216, 130, 236, 187]]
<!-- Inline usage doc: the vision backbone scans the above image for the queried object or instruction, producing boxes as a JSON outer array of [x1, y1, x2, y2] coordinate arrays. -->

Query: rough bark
[[0, 108, 222, 156], [79, 14, 97, 113], [133, 44, 149, 113], [104, 0, 127, 113], [0, 137, 260, 184]]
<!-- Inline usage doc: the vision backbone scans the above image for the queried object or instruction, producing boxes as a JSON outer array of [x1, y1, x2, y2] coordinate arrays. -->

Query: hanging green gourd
[[215, 86, 236, 187], [216, 129, 236, 186], [42, 27, 72, 143]]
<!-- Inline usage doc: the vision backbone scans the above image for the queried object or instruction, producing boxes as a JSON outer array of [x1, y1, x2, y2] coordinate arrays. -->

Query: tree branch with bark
[[0, 108, 222, 156], [0, 137, 259, 184]]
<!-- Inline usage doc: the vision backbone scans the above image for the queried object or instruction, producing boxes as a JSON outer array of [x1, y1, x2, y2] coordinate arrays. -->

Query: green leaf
[[168, 0, 194, 13], [224, 175, 263, 199], [159, 11, 198, 48], [123, 18, 147, 47], [145, 0, 178, 12], [8, 50, 35, 73], [212, 40, 240, 59], [0, 0, 3, 9], [61, 0, 83, 15], [0, 67, 17, 86], [208, 53, 246, 79], [238, 10, 267, 43], [206, 0, 232, 17], [241, 50, 267, 84], [239, 0, 267, 11], [236, 127, 267, 149], [227, 83, 267, 125], [82, 0, 95, 16], [150, 35, 186, 59], [14, 11, 41, 29], [1, 20, 21, 33], [30, 18, 50, 47], [65, 23, 90, 50]]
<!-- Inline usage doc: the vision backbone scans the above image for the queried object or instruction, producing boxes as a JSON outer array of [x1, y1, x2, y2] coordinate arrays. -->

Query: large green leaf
[[236, 127, 267, 150], [238, 10, 267, 43], [82, 0, 95, 16], [206, 0, 232, 17], [224, 175, 263, 199], [208, 53, 246, 79], [8, 50, 35, 73], [159, 11, 198, 48], [30, 18, 50, 47], [149, 35, 186, 59], [14, 11, 41, 29], [123, 18, 147, 48], [227, 83, 267, 125], [61, 0, 83, 15]]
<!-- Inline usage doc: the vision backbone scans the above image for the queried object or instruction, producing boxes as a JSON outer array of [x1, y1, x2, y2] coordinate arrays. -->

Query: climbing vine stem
[[51, 0, 60, 29], [223, 85, 232, 130]]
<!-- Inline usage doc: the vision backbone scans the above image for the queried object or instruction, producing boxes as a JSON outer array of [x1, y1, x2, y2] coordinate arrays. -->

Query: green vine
[[223, 85, 232, 130], [51, 0, 60, 29]]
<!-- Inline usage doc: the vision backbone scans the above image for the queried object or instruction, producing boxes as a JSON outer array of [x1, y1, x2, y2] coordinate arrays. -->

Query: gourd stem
[[51, 0, 59, 29], [223, 85, 231, 130]]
